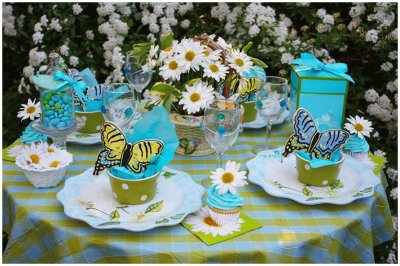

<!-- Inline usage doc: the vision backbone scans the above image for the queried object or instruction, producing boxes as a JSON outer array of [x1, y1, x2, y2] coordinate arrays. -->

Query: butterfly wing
[[126, 140, 164, 173], [311, 130, 350, 159], [282, 108, 318, 157], [93, 122, 127, 175]]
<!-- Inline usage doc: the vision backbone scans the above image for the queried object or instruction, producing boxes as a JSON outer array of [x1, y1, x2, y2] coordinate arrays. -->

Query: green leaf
[[250, 57, 268, 68], [155, 218, 169, 224], [361, 187, 373, 193], [233, 44, 243, 50], [163, 171, 176, 179], [150, 82, 176, 95], [145, 200, 164, 213], [306, 197, 323, 201], [242, 42, 253, 53], [353, 192, 364, 197], [302, 186, 313, 196], [162, 95, 173, 114], [129, 42, 152, 65], [97, 221, 120, 226], [185, 78, 201, 87], [160, 32, 174, 50], [329, 180, 344, 190], [170, 213, 185, 220], [116, 205, 129, 209], [109, 210, 120, 220]]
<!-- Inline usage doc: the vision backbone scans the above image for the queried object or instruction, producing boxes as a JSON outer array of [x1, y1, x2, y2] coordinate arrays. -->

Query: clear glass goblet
[[202, 99, 242, 187], [252, 76, 288, 154], [124, 54, 153, 102], [102, 83, 137, 132]]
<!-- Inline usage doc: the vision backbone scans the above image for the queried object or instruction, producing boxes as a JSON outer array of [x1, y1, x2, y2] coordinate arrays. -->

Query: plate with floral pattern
[[66, 132, 101, 144], [246, 149, 381, 205], [243, 109, 290, 129], [57, 167, 204, 231]]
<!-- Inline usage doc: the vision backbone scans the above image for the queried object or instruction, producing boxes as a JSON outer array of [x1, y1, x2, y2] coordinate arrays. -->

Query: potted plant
[[129, 33, 267, 156]]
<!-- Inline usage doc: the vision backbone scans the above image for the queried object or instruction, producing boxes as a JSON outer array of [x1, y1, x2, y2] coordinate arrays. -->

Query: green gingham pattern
[[2, 121, 394, 263]]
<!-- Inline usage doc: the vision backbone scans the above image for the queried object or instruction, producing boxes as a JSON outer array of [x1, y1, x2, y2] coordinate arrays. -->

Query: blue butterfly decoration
[[282, 108, 350, 159]]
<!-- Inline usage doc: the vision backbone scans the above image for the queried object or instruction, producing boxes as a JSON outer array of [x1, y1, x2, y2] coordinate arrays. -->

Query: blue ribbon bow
[[53, 69, 87, 103], [291, 53, 354, 83]]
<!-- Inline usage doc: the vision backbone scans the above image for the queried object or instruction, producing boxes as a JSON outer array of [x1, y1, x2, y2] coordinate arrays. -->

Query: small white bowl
[[15, 154, 73, 188]]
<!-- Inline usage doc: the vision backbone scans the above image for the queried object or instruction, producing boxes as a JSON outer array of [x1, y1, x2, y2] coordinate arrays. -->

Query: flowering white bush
[[2, 3, 398, 262]]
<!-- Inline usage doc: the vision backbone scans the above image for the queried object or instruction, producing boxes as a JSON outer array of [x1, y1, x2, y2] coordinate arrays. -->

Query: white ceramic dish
[[246, 148, 380, 205], [66, 132, 101, 145], [57, 167, 204, 231], [243, 109, 290, 129]]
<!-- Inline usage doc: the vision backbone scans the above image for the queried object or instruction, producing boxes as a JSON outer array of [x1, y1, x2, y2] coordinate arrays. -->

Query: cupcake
[[343, 115, 373, 161], [206, 160, 248, 226], [207, 185, 243, 225], [343, 134, 370, 161], [20, 122, 47, 146]]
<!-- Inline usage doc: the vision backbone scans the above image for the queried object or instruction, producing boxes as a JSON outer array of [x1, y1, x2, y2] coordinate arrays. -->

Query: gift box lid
[[292, 65, 350, 81]]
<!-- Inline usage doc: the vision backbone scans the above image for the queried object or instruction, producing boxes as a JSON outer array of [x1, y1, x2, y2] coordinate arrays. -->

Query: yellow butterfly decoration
[[93, 122, 164, 175]]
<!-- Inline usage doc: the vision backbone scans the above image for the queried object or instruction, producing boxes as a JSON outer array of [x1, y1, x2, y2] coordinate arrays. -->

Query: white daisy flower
[[142, 59, 157, 73], [6, 144, 23, 158], [203, 48, 221, 63], [148, 44, 159, 58], [179, 81, 214, 114], [39, 152, 73, 169], [185, 206, 243, 237], [175, 39, 206, 72], [226, 49, 253, 75], [344, 115, 373, 138], [158, 40, 178, 62], [159, 57, 182, 81], [210, 160, 248, 195], [17, 98, 41, 121], [143, 90, 165, 105], [216, 37, 233, 52], [36, 142, 58, 154], [17, 144, 45, 169], [202, 61, 228, 82]]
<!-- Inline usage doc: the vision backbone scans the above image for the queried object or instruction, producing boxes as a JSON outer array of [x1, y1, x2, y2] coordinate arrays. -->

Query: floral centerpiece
[[129, 33, 267, 156]]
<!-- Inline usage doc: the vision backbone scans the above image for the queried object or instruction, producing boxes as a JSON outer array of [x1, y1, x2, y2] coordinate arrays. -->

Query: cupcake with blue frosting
[[343, 115, 373, 161], [207, 161, 248, 225], [20, 122, 48, 145]]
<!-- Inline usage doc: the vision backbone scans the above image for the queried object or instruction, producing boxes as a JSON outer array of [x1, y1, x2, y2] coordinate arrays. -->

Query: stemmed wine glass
[[124, 53, 153, 102], [102, 83, 137, 132], [252, 76, 288, 154], [202, 99, 242, 187]]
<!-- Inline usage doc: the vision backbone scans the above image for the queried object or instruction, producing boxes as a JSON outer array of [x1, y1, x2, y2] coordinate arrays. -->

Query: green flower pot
[[295, 152, 344, 187], [75, 111, 105, 133], [241, 101, 257, 123], [107, 169, 160, 205]]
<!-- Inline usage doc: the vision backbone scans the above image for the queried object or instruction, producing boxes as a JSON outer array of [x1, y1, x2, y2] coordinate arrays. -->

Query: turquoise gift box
[[289, 53, 355, 128]]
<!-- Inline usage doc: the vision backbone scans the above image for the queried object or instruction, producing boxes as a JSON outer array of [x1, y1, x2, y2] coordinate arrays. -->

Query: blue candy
[[52, 118, 60, 124], [57, 122, 66, 128], [217, 125, 227, 135], [49, 100, 54, 106], [61, 117, 70, 122], [44, 110, 54, 116], [62, 96, 71, 103], [51, 95, 61, 102], [64, 111, 69, 116]]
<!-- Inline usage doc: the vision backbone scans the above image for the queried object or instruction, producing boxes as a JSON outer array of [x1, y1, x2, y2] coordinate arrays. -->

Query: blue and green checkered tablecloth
[[2, 121, 394, 263]]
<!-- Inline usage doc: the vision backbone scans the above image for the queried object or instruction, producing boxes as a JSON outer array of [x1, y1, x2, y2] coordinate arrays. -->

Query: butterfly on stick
[[93, 122, 164, 175], [282, 108, 350, 159]]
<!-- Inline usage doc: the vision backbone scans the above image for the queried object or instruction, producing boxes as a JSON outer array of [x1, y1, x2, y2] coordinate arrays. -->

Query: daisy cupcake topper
[[344, 115, 373, 138], [210, 160, 248, 195]]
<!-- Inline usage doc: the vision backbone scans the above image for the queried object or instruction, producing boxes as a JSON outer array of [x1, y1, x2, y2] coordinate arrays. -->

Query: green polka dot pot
[[75, 111, 105, 133], [295, 152, 344, 187], [107, 169, 160, 205]]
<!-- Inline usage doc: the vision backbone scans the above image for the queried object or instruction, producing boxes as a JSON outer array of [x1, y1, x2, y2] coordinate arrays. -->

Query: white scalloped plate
[[243, 109, 290, 129], [246, 148, 380, 205], [57, 167, 204, 231], [66, 132, 101, 144]]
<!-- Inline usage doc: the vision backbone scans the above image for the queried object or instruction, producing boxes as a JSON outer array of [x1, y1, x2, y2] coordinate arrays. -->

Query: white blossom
[[316, 8, 326, 19], [387, 80, 398, 92], [69, 56, 79, 67], [28, 48, 47, 67], [49, 18, 62, 32], [390, 187, 397, 200], [381, 62, 393, 72], [85, 30, 94, 40], [180, 19, 190, 29], [364, 89, 379, 102], [249, 25, 260, 37], [386, 168, 398, 182], [23, 65, 35, 78], [32, 31, 44, 44], [388, 51, 398, 60], [281, 53, 294, 64], [97, 3, 115, 17], [40, 15, 48, 27], [72, 3, 83, 15], [59, 45, 69, 56], [3, 4, 17, 36], [365, 29, 379, 43], [323, 14, 335, 25], [316, 23, 331, 33]]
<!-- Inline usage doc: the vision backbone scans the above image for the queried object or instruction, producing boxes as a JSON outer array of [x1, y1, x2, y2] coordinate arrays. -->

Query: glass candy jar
[[32, 75, 76, 130]]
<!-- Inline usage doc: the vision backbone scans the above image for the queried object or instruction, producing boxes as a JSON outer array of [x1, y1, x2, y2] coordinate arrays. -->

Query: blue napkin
[[81, 68, 98, 87], [297, 150, 342, 168], [123, 106, 179, 178]]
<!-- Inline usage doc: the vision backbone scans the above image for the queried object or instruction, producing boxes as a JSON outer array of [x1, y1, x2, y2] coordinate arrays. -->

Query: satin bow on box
[[291, 53, 355, 83]]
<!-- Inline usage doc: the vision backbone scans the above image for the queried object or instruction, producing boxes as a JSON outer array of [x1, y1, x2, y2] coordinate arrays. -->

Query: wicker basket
[[169, 113, 214, 156]]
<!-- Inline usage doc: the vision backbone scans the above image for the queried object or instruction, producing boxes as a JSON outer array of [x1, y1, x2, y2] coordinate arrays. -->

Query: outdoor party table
[[2, 121, 394, 263]]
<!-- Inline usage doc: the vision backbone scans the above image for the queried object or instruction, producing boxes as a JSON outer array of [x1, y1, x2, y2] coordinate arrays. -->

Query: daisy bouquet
[[129, 33, 267, 116]]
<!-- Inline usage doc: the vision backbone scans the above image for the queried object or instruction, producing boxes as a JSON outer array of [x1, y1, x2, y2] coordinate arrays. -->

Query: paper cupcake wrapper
[[343, 150, 369, 161], [208, 207, 241, 226]]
